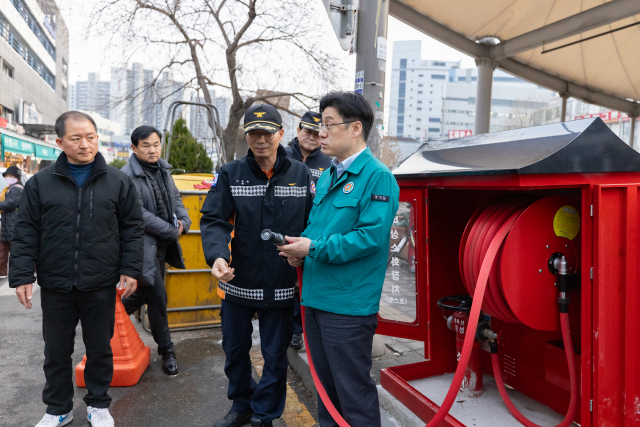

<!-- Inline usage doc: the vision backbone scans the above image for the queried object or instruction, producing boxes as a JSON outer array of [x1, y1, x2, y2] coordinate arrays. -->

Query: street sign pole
[[354, 0, 389, 159]]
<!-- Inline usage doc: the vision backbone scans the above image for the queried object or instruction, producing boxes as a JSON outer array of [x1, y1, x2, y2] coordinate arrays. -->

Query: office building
[[388, 40, 554, 142], [0, 0, 68, 171], [78, 109, 123, 164], [0, 0, 69, 128], [70, 72, 110, 119]]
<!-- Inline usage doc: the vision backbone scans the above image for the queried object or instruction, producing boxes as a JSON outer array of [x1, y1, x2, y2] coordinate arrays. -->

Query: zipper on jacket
[[90, 189, 93, 220]]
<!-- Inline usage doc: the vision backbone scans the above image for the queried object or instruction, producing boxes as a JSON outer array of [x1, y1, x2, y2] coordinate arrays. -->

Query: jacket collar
[[246, 144, 289, 177], [54, 151, 107, 180], [344, 146, 372, 175], [129, 154, 172, 178], [290, 138, 323, 161]]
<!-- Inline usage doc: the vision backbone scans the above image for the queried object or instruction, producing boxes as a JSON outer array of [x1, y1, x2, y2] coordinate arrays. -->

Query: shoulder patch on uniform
[[371, 194, 389, 202], [288, 183, 296, 186], [343, 182, 354, 194], [311, 181, 316, 194], [212, 173, 218, 187]]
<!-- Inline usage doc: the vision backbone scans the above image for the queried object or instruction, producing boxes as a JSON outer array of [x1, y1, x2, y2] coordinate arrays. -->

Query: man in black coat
[[201, 104, 313, 427], [121, 125, 192, 376], [0, 165, 24, 278], [284, 111, 331, 349], [9, 111, 144, 427]]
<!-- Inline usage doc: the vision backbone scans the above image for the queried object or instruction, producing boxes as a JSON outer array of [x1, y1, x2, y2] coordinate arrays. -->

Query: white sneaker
[[86, 407, 114, 427], [35, 411, 73, 426]]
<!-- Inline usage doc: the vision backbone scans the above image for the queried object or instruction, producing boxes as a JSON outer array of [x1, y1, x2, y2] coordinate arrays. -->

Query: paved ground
[[0, 280, 403, 426]]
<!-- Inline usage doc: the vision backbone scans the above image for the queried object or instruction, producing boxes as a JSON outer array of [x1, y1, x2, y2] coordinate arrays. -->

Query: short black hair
[[319, 91, 374, 141], [131, 125, 162, 147], [55, 111, 97, 138]]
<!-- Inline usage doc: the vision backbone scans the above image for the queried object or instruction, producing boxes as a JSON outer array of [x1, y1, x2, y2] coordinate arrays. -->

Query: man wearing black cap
[[284, 111, 331, 349], [200, 104, 313, 427], [0, 166, 24, 278]]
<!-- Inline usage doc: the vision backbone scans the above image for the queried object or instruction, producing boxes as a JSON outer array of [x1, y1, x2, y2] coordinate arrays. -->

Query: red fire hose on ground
[[296, 195, 578, 427]]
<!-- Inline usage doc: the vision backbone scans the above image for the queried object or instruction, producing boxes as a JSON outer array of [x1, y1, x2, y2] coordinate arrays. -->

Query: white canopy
[[390, 0, 640, 116]]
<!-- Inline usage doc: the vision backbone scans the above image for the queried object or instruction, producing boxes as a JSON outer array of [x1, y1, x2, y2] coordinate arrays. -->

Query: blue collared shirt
[[331, 147, 367, 183]]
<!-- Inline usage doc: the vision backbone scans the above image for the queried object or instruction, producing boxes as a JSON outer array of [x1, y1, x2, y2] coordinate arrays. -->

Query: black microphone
[[261, 229, 288, 246]]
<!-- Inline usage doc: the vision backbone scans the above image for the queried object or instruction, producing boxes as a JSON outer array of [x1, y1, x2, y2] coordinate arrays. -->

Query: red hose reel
[[460, 194, 581, 331]]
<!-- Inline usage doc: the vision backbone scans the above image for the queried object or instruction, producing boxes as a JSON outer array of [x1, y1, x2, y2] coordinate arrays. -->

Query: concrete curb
[[377, 385, 425, 427], [287, 347, 317, 400]]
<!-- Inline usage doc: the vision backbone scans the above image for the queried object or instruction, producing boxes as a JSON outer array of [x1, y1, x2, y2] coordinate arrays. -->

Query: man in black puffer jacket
[[9, 111, 144, 427]]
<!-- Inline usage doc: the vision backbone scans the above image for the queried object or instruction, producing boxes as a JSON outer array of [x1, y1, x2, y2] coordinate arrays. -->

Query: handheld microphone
[[261, 229, 288, 246]]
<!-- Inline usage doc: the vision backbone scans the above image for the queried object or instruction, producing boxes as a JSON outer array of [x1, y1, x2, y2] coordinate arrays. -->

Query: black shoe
[[161, 349, 179, 376], [290, 333, 303, 349], [250, 415, 272, 427], [214, 411, 253, 427]]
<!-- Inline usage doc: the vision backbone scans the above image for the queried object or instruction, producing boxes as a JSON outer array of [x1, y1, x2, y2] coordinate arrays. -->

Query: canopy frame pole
[[561, 94, 569, 122], [631, 117, 637, 150], [474, 58, 497, 135]]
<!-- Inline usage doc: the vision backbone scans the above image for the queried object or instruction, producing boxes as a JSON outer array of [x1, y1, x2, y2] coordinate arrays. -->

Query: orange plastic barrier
[[75, 288, 150, 387]]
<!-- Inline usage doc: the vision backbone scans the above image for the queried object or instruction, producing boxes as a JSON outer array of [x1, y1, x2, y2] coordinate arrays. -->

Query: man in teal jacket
[[279, 91, 399, 426]]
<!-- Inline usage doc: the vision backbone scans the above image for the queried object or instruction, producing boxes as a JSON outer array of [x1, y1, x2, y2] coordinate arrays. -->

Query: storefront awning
[[34, 144, 61, 160], [2, 134, 34, 156]]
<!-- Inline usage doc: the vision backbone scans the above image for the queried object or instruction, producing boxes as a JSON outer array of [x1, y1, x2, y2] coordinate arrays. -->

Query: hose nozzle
[[261, 229, 288, 246]]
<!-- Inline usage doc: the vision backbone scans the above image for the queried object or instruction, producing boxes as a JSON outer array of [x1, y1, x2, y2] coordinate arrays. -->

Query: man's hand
[[118, 274, 137, 298], [278, 236, 311, 258], [16, 284, 33, 309], [178, 220, 184, 236], [212, 258, 235, 282], [287, 257, 304, 267]]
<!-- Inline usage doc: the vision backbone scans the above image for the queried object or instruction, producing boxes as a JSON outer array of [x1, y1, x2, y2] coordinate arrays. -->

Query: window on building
[[400, 59, 407, 68], [429, 118, 441, 123], [397, 125, 404, 136], [62, 59, 68, 77], [471, 77, 477, 81], [433, 61, 446, 66], [417, 108, 422, 111], [416, 127, 421, 130], [431, 74, 446, 80], [416, 119, 422, 122], [418, 74, 424, 77], [400, 70, 406, 81], [397, 116, 404, 124], [458, 76, 466, 82], [417, 101, 422, 104], [2, 59, 14, 78], [418, 84, 423, 87], [398, 99, 405, 114], [399, 83, 406, 97], [494, 76, 523, 83], [418, 91, 423, 94], [428, 128, 440, 132]]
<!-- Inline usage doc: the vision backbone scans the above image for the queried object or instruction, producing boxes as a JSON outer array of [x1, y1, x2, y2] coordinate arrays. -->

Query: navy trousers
[[292, 298, 303, 335], [304, 307, 380, 427], [220, 298, 294, 424]]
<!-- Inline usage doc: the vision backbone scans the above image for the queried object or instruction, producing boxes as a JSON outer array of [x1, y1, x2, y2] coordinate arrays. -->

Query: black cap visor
[[244, 121, 282, 134], [300, 121, 320, 132]]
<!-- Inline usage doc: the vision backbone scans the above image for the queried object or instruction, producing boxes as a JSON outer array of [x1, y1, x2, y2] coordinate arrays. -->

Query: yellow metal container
[[165, 173, 221, 329]]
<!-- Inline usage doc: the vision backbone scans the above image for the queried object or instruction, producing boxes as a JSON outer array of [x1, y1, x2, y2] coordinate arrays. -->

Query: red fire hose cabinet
[[378, 118, 640, 427]]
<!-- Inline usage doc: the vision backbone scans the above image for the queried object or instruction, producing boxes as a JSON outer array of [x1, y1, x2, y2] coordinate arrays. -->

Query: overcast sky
[[58, 1, 475, 118]]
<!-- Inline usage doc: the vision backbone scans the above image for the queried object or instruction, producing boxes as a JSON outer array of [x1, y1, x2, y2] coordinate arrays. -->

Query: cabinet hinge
[[590, 400, 593, 412], [590, 267, 593, 280], [425, 197, 428, 205], [590, 205, 593, 216], [426, 237, 428, 245]]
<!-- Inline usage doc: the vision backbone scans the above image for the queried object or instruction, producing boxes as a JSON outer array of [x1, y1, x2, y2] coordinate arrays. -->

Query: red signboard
[[0, 117, 7, 129], [574, 111, 630, 123], [448, 129, 473, 139]]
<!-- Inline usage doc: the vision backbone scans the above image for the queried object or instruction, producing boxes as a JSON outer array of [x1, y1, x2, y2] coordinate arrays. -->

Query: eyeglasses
[[317, 121, 356, 132]]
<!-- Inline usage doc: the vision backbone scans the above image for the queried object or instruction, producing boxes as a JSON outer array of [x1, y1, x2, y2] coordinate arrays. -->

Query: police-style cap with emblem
[[244, 104, 283, 134], [299, 111, 322, 132]]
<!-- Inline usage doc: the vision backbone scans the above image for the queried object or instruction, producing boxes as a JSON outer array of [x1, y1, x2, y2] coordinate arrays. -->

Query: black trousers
[[41, 286, 116, 415], [122, 247, 173, 354], [221, 298, 294, 425], [304, 307, 380, 427]]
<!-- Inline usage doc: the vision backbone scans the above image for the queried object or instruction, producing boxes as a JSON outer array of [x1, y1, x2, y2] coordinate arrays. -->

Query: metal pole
[[355, 0, 389, 159], [630, 117, 637, 150], [474, 58, 496, 135], [561, 95, 569, 122]]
